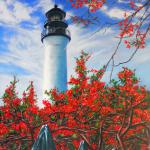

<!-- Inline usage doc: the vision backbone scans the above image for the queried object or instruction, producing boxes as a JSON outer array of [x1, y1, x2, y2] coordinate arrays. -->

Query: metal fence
[[32, 125, 88, 150]]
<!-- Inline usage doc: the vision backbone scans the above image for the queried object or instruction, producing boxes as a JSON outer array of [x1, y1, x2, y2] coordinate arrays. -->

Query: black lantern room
[[41, 5, 71, 42]]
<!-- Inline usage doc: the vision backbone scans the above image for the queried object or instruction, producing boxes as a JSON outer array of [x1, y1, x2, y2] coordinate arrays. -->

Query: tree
[[68, 0, 150, 75], [0, 52, 149, 150]]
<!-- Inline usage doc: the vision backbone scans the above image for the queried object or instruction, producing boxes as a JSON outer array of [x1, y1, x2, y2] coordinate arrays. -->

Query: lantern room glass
[[49, 14, 62, 21]]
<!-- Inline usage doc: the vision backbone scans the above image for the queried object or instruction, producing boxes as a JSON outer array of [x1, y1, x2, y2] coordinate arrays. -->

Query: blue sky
[[0, 0, 149, 105]]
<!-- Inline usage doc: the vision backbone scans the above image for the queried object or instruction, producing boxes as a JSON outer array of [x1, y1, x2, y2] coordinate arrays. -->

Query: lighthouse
[[41, 5, 71, 99]]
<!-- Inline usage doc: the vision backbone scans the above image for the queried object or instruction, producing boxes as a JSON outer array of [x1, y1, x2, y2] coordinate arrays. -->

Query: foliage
[[68, 0, 150, 66], [0, 52, 149, 150]]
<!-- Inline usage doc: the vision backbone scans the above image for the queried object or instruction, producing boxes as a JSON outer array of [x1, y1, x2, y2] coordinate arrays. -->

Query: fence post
[[32, 125, 56, 150], [78, 140, 88, 150]]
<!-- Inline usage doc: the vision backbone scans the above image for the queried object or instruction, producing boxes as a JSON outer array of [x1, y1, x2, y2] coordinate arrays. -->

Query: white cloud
[[118, 0, 129, 3], [101, 2, 145, 20], [0, 26, 43, 74], [101, 6, 127, 19], [106, 8, 126, 19], [36, 0, 54, 13], [118, 0, 143, 7], [13, 1, 32, 21], [0, 0, 35, 26], [67, 23, 116, 78], [0, 28, 44, 106]]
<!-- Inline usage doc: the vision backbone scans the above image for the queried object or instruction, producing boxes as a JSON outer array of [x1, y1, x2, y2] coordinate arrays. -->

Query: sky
[[0, 0, 149, 105]]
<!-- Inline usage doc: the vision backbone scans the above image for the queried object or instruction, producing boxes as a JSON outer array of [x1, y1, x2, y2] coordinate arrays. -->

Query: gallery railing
[[41, 27, 71, 42]]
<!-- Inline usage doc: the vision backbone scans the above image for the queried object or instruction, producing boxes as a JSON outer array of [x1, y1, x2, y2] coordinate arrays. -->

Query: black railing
[[41, 27, 71, 41]]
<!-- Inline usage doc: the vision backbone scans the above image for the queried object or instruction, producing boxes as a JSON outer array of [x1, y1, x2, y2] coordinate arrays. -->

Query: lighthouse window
[[51, 15, 61, 21]]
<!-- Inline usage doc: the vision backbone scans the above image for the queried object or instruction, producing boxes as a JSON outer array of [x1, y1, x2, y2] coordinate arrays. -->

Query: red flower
[[0, 123, 9, 136], [12, 98, 21, 107], [0, 52, 149, 149]]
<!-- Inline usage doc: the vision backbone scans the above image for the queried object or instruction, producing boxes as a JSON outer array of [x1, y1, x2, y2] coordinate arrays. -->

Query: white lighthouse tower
[[41, 5, 71, 99]]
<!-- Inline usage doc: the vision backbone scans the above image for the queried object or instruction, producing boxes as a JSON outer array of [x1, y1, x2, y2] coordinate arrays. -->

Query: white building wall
[[43, 35, 69, 99]]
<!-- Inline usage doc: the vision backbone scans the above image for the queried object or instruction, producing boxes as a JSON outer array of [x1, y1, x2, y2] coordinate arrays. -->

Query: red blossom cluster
[[71, 16, 91, 27], [118, 19, 139, 38], [69, 0, 105, 12], [0, 80, 41, 149], [0, 52, 150, 149], [70, 15, 99, 27], [116, 0, 148, 49], [119, 18, 146, 49], [69, 0, 149, 49], [130, 1, 135, 9]]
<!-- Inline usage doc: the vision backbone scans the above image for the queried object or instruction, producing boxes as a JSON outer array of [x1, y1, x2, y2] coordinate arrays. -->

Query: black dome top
[[45, 5, 66, 19]]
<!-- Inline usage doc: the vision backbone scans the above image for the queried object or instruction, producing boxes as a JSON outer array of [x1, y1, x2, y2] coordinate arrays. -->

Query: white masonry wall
[[43, 35, 69, 99]]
